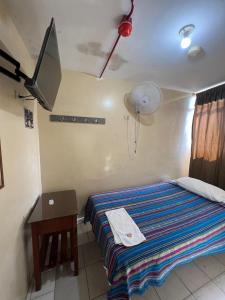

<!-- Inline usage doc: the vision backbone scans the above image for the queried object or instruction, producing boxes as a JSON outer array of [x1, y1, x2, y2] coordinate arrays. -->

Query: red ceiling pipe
[[99, 0, 134, 79]]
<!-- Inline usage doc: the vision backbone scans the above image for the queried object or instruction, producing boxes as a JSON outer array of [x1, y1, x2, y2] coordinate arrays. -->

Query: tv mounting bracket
[[0, 49, 28, 82]]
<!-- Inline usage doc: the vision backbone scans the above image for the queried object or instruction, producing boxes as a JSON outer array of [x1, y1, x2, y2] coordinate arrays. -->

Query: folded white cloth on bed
[[105, 208, 146, 247]]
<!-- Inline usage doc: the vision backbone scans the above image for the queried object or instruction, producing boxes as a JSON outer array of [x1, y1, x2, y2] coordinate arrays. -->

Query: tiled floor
[[27, 229, 225, 300]]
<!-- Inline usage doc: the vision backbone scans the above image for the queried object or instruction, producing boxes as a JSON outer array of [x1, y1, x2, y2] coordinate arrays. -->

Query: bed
[[85, 181, 225, 299]]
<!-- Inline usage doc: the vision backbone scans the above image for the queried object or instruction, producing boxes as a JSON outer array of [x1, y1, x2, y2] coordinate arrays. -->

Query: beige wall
[[38, 70, 195, 213], [0, 1, 42, 300]]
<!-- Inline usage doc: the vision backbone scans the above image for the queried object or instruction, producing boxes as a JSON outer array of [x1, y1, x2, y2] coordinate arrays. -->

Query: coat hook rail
[[50, 115, 106, 125]]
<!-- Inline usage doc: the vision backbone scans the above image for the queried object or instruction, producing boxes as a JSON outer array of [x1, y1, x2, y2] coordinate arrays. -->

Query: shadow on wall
[[124, 93, 155, 126]]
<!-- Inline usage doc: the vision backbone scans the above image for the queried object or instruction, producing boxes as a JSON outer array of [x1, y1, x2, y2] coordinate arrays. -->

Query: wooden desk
[[28, 190, 78, 291]]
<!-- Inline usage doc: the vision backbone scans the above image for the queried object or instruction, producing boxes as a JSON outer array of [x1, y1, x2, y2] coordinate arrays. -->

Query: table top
[[27, 190, 77, 223]]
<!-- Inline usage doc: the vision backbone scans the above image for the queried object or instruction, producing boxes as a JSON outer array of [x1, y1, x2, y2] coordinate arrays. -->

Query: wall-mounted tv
[[25, 18, 62, 111]]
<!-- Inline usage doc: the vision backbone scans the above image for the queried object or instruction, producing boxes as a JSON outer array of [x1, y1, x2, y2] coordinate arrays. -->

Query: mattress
[[85, 181, 225, 299]]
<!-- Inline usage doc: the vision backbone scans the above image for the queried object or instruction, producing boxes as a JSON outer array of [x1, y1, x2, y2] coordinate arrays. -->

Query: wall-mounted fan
[[125, 82, 162, 154], [127, 82, 162, 115]]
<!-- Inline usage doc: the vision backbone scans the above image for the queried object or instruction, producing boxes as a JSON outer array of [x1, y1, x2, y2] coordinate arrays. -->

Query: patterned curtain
[[189, 84, 225, 189]]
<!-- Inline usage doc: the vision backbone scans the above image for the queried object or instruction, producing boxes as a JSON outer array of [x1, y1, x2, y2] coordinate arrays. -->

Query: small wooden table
[[28, 190, 78, 291]]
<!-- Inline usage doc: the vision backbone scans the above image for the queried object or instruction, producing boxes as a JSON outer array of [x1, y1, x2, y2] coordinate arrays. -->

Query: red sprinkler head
[[118, 17, 132, 37], [99, 0, 134, 78]]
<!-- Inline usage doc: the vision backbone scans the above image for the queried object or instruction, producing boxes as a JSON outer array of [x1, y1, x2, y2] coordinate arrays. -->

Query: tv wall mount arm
[[0, 49, 28, 82], [0, 49, 35, 100]]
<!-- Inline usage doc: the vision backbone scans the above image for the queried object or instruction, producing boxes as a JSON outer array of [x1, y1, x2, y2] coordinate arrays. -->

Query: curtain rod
[[196, 81, 225, 94]]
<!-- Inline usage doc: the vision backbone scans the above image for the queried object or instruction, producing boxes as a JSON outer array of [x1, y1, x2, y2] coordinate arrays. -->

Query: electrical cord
[[134, 111, 140, 154]]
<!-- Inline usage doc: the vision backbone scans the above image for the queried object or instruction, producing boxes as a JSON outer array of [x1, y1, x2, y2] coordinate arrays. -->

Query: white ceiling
[[5, 0, 225, 92]]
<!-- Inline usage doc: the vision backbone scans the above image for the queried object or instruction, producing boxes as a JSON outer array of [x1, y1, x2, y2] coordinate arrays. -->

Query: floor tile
[[34, 292, 54, 300], [26, 292, 31, 300], [31, 269, 55, 299], [55, 263, 89, 300], [155, 272, 190, 300], [214, 252, 225, 266], [87, 231, 96, 242], [86, 261, 109, 299], [78, 232, 89, 246], [84, 222, 92, 232], [93, 294, 107, 300], [26, 279, 33, 300], [175, 262, 210, 292], [78, 245, 85, 269], [214, 272, 225, 293], [184, 296, 196, 300], [132, 287, 161, 300], [78, 222, 92, 234], [193, 281, 225, 300], [83, 241, 103, 266], [194, 255, 225, 279], [92, 286, 160, 300], [67, 245, 84, 270]]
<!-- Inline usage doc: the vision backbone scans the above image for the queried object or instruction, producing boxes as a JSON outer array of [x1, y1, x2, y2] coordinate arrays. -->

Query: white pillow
[[176, 177, 225, 203]]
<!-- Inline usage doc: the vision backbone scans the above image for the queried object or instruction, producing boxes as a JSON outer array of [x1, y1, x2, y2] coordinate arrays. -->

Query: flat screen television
[[25, 18, 61, 111]]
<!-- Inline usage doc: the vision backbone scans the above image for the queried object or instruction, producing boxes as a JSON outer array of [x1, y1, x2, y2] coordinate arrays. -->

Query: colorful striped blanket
[[85, 181, 225, 299]]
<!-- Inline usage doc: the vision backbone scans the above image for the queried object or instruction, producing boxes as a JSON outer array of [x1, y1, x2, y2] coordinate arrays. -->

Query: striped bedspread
[[85, 181, 225, 299]]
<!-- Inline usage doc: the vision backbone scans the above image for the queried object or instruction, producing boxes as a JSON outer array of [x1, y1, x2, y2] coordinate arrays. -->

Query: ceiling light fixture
[[179, 24, 195, 49], [188, 46, 205, 59]]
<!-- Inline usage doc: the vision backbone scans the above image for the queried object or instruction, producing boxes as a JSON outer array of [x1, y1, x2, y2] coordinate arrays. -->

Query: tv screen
[[25, 18, 61, 111]]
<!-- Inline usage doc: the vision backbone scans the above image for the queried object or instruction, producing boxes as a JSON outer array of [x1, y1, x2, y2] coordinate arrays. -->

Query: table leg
[[61, 231, 68, 263], [32, 224, 41, 290], [70, 219, 78, 276]]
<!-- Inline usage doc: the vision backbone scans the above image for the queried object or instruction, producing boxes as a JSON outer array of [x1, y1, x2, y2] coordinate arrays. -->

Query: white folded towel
[[105, 208, 146, 247]]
